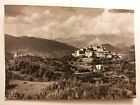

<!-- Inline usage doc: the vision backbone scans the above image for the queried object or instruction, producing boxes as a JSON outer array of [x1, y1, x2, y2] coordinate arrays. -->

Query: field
[[6, 80, 55, 96]]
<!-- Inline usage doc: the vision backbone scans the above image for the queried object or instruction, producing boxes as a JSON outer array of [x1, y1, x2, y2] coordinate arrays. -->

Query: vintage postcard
[[5, 5, 135, 100]]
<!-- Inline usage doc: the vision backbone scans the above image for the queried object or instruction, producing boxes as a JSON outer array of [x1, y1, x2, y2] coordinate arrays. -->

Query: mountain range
[[55, 34, 134, 49], [5, 34, 78, 58], [5, 34, 134, 58]]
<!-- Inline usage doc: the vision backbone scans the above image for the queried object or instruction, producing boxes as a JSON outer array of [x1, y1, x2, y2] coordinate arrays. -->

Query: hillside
[[101, 43, 134, 54], [102, 44, 120, 52], [5, 34, 78, 58]]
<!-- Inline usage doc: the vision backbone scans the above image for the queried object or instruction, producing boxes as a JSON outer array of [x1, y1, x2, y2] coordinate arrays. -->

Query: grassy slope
[[9, 80, 56, 95]]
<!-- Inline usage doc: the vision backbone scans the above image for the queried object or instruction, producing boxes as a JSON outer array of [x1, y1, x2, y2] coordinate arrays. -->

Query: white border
[[0, 0, 140, 105]]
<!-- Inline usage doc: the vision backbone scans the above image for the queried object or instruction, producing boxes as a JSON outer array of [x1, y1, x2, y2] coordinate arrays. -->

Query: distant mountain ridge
[[55, 34, 134, 49], [102, 43, 134, 54], [5, 34, 78, 58]]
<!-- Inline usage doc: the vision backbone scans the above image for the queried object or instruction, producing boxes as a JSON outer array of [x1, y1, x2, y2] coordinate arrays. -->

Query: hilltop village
[[72, 45, 123, 59], [71, 45, 123, 72]]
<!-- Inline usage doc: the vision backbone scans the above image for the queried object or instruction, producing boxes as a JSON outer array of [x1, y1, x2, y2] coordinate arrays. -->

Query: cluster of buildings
[[72, 45, 120, 59], [13, 51, 35, 59]]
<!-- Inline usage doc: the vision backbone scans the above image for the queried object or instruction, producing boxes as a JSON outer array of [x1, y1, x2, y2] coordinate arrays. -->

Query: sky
[[5, 5, 134, 39]]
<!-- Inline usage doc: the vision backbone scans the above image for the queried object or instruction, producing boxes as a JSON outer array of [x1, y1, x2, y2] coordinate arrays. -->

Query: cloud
[[91, 9, 134, 35], [5, 6, 134, 39], [5, 5, 24, 16], [109, 9, 134, 13]]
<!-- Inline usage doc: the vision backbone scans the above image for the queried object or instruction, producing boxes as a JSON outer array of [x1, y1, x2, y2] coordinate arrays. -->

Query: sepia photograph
[[5, 5, 135, 100]]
